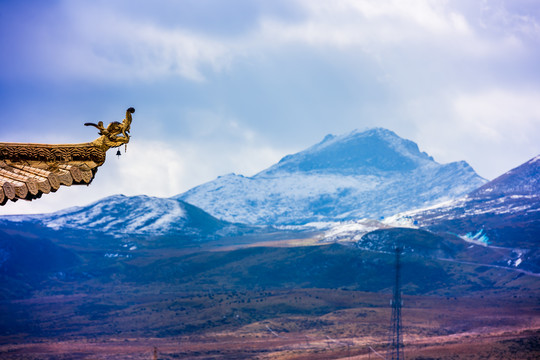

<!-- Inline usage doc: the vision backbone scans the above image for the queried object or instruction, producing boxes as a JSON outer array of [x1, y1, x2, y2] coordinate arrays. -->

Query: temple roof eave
[[0, 107, 134, 205]]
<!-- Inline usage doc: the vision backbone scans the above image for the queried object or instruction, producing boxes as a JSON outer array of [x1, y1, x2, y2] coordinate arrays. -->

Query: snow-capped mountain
[[1, 195, 234, 239], [176, 128, 486, 225], [386, 154, 540, 248], [469, 155, 539, 198]]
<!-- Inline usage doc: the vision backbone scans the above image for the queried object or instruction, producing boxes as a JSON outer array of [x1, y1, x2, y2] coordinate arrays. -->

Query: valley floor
[[1, 292, 539, 359], [1, 328, 539, 360], [1, 227, 539, 359]]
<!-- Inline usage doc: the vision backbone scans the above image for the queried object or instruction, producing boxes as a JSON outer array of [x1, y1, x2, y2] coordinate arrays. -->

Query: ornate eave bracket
[[0, 107, 134, 205]]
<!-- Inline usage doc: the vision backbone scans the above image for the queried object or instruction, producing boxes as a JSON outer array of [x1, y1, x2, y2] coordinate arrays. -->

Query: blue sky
[[1, 0, 539, 214]]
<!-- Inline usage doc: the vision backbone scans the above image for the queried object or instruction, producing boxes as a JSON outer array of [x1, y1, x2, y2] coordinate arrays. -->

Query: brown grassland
[[1, 289, 538, 359]]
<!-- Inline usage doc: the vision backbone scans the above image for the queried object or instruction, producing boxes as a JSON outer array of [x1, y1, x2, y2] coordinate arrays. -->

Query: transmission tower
[[387, 247, 404, 360]]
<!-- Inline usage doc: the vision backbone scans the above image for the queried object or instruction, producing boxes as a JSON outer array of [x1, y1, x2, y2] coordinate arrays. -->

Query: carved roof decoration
[[0, 107, 134, 205]]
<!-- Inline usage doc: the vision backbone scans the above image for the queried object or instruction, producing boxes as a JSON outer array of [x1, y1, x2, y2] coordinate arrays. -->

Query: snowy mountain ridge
[[44, 195, 187, 234], [1, 195, 232, 238], [176, 128, 487, 225]]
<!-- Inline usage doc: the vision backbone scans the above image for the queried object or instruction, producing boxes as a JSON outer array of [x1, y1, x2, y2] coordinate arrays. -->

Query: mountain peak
[[260, 128, 434, 176], [177, 128, 485, 225]]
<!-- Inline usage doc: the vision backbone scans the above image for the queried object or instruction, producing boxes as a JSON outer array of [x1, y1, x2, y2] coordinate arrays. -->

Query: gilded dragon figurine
[[85, 107, 134, 152]]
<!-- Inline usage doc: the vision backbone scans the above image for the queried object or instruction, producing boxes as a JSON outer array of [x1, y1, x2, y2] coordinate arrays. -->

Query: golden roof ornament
[[0, 107, 135, 205]]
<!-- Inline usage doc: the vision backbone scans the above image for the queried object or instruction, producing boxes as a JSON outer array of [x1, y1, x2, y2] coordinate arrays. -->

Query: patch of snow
[[323, 219, 389, 243], [382, 214, 419, 228], [104, 253, 132, 258], [460, 229, 489, 246]]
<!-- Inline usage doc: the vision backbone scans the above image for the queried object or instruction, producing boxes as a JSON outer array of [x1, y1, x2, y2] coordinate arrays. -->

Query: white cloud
[[27, 1, 235, 82], [174, 109, 289, 179], [480, 0, 540, 39], [453, 88, 540, 143], [21, 0, 521, 83], [258, 0, 472, 49], [411, 88, 540, 179]]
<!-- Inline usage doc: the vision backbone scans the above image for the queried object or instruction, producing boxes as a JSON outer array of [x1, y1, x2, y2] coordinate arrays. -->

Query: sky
[[0, 0, 539, 215]]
